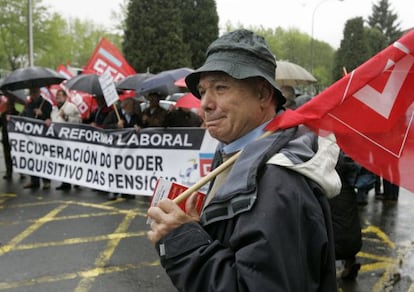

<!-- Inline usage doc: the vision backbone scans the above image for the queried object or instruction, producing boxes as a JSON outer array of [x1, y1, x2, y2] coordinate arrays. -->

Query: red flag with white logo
[[266, 30, 414, 192], [82, 37, 136, 82]]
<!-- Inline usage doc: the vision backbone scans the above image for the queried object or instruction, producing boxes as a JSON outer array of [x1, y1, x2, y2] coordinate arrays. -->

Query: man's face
[[122, 99, 134, 114], [198, 72, 273, 144], [148, 94, 160, 107], [29, 88, 41, 99], [56, 91, 67, 106]]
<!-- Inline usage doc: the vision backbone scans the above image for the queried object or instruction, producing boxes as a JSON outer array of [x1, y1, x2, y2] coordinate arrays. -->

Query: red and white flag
[[82, 37, 136, 81], [266, 30, 414, 192]]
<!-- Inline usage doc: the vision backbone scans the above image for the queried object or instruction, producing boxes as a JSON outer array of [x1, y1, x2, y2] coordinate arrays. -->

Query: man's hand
[[34, 108, 42, 117], [147, 193, 201, 244]]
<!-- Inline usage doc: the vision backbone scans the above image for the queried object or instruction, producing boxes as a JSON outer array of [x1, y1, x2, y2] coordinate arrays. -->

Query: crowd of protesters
[[0, 85, 204, 201]]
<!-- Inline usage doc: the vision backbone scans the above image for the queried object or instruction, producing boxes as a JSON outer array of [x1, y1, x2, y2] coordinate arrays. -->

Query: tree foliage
[[367, 0, 402, 44], [224, 24, 335, 88], [180, 0, 218, 68], [0, 0, 49, 69], [0, 0, 119, 72], [333, 17, 370, 81], [334, 0, 404, 81], [122, 0, 218, 73], [123, 0, 190, 73]]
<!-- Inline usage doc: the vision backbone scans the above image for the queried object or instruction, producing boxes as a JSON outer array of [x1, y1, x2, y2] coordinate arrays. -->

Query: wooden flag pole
[[35, 99, 45, 118], [113, 104, 121, 122], [173, 130, 274, 204]]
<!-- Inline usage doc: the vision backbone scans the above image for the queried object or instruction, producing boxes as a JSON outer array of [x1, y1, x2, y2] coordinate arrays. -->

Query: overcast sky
[[42, 0, 412, 49]]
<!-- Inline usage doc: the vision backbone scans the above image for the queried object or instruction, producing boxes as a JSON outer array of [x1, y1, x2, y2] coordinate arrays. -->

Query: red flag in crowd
[[82, 37, 136, 82], [266, 30, 414, 192]]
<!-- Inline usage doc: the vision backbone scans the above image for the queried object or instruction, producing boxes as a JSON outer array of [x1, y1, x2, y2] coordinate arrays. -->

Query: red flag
[[56, 64, 74, 80], [266, 30, 414, 192], [82, 37, 136, 82]]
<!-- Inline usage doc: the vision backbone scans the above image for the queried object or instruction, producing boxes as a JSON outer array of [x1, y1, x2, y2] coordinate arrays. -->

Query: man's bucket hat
[[185, 29, 286, 108]]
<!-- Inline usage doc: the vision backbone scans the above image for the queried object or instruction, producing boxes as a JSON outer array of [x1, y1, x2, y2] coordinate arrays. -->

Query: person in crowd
[[0, 97, 19, 180], [84, 95, 113, 128], [375, 176, 400, 201], [102, 97, 143, 131], [354, 166, 377, 205], [147, 29, 339, 291], [45, 89, 82, 190], [22, 87, 52, 189], [330, 151, 362, 280], [163, 106, 202, 127], [280, 85, 297, 109], [102, 97, 143, 200], [141, 92, 167, 127]]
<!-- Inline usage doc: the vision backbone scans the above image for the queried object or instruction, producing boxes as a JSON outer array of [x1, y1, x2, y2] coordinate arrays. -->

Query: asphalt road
[[0, 169, 413, 291]]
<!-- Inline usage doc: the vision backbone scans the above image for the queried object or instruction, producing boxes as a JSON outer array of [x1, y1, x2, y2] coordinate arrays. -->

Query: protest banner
[[7, 116, 217, 196]]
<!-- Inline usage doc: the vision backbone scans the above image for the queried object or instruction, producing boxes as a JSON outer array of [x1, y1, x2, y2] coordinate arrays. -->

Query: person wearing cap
[[147, 29, 339, 291]]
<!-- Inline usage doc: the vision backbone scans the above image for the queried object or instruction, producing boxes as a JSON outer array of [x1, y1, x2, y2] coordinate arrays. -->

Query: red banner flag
[[82, 37, 136, 82], [266, 30, 414, 192]]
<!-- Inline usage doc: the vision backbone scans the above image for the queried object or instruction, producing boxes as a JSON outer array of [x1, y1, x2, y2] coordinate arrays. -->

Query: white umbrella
[[275, 60, 317, 87]]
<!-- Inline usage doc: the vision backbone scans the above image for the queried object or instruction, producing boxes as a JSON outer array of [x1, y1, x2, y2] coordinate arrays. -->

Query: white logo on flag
[[353, 53, 414, 119]]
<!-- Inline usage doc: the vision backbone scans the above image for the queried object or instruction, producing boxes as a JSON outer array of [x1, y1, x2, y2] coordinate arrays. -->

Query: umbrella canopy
[[275, 61, 317, 87], [64, 74, 103, 96], [138, 67, 194, 96], [175, 92, 201, 109], [0, 66, 67, 91], [116, 73, 154, 91]]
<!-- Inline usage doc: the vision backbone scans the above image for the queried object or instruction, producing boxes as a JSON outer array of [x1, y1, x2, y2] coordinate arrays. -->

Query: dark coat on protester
[[329, 151, 362, 260], [163, 108, 202, 127], [22, 96, 52, 121], [155, 127, 337, 292], [102, 106, 143, 129]]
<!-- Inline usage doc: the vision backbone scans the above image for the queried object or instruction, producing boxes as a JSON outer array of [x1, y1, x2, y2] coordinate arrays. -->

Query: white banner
[[8, 116, 218, 196]]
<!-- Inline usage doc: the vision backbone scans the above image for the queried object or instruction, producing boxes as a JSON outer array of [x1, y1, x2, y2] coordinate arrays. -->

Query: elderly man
[[147, 29, 339, 291]]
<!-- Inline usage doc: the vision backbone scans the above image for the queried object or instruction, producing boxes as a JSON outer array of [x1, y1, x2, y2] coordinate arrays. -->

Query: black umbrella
[[116, 73, 154, 91], [64, 74, 103, 96], [138, 67, 194, 96], [0, 66, 67, 91]]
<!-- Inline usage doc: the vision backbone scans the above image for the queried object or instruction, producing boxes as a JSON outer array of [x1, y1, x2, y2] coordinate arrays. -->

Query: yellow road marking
[[0, 204, 68, 256], [0, 261, 159, 290], [74, 212, 138, 292], [10, 231, 146, 251], [0, 193, 16, 205], [362, 225, 396, 249]]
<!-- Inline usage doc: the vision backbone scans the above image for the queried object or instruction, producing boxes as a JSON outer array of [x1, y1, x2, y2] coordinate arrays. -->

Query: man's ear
[[259, 81, 274, 104]]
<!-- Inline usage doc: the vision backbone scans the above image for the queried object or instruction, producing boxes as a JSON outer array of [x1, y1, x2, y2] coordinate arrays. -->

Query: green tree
[[0, 0, 118, 72], [0, 0, 50, 69], [367, 0, 402, 45], [180, 0, 218, 68], [364, 26, 388, 58], [333, 17, 370, 81], [123, 0, 191, 73], [224, 24, 335, 88]]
